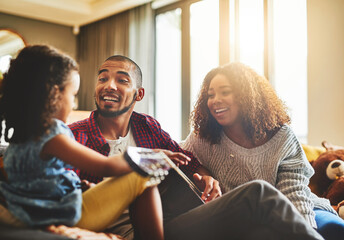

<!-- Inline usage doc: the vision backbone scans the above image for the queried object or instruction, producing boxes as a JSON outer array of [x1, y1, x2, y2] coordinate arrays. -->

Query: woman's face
[[207, 74, 240, 129]]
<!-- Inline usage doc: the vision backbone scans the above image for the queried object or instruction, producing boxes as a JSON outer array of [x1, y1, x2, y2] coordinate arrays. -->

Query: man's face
[[95, 60, 139, 118]]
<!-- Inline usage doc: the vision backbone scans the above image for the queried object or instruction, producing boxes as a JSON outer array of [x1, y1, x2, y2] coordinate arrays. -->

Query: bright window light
[[190, 0, 219, 109], [0, 55, 11, 74], [237, 0, 264, 75], [155, 9, 182, 141], [271, 0, 308, 143]]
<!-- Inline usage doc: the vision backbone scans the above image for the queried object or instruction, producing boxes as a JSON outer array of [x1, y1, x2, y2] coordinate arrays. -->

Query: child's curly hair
[[0, 45, 78, 143], [190, 62, 290, 145]]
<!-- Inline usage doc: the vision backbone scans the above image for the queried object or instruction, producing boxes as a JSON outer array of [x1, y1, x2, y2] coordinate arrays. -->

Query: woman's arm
[[182, 132, 222, 202], [276, 146, 317, 228], [41, 134, 132, 177]]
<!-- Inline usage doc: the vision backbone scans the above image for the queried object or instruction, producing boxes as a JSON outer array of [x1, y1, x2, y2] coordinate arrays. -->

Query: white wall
[[307, 0, 344, 146]]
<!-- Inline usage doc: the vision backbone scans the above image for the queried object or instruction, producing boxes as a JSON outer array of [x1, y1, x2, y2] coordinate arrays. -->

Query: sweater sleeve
[[275, 134, 317, 228], [180, 132, 197, 159], [180, 132, 210, 166], [162, 130, 201, 179]]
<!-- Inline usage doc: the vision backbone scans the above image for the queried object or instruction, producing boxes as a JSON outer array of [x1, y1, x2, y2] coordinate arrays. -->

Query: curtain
[[76, 3, 155, 113], [129, 3, 155, 115], [77, 11, 130, 110]]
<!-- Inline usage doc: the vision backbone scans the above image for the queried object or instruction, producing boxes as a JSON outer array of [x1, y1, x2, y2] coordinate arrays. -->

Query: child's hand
[[157, 149, 191, 167], [80, 179, 96, 192]]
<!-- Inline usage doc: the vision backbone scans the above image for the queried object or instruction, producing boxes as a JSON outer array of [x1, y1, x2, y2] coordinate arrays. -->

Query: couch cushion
[[302, 144, 326, 163], [0, 224, 74, 240]]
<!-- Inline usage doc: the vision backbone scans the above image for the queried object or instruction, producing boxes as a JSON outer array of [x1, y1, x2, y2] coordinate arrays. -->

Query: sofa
[[0, 116, 329, 239]]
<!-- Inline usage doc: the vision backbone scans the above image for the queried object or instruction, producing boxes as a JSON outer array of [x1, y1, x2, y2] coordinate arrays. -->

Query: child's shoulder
[[49, 119, 74, 140]]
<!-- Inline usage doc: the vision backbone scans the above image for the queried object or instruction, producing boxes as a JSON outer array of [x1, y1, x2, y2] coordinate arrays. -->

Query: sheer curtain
[[77, 11, 130, 110], [129, 3, 155, 115]]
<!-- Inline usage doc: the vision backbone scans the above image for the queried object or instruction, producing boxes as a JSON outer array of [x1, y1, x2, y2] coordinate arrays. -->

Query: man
[[70, 55, 221, 200], [69, 55, 323, 240]]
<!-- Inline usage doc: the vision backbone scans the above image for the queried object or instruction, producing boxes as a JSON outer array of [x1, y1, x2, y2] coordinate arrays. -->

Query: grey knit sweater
[[182, 124, 335, 228]]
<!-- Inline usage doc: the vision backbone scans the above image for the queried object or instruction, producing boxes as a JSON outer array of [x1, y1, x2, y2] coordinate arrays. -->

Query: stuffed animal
[[309, 147, 344, 219]]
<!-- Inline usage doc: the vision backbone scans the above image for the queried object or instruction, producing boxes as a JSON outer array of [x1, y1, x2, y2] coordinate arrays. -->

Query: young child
[[0, 45, 163, 240]]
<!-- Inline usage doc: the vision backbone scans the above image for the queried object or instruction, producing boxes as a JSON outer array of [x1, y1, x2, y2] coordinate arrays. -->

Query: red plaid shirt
[[68, 110, 201, 183]]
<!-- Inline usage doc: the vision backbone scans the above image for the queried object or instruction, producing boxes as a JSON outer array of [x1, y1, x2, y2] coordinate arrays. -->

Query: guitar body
[[124, 147, 204, 222], [159, 169, 204, 222]]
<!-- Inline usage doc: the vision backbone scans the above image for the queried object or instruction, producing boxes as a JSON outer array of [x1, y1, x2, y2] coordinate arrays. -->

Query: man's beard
[[96, 92, 137, 118]]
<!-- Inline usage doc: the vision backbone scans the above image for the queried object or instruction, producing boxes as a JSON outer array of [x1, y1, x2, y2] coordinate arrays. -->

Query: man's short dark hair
[[105, 55, 142, 88]]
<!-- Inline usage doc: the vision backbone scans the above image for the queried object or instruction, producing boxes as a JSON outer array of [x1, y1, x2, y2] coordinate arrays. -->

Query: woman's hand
[[193, 173, 222, 203], [159, 149, 191, 167]]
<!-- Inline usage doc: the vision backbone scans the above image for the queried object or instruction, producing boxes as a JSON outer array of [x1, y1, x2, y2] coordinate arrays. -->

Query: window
[[190, 0, 219, 108], [270, 0, 308, 142], [155, 8, 182, 141], [0, 55, 11, 74], [234, 0, 264, 75], [155, 0, 308, 142]]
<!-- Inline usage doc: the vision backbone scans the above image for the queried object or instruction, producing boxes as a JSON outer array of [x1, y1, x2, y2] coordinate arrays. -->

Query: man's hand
[[193, 173, 222, 203], [159, 149, 191, 167]]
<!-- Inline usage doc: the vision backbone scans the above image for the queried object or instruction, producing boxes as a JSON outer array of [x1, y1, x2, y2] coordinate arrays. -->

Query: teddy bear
[[309, 145, 344, 219]]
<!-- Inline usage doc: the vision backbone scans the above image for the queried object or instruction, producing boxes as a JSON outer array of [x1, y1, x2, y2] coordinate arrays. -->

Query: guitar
[[124, 146, 205, 221], [124, 146, 171, 186]]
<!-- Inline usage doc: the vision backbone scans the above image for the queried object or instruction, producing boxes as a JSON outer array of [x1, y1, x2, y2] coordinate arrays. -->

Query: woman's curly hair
[[0, 45, 78, 143], [190, 62, 290, 145]]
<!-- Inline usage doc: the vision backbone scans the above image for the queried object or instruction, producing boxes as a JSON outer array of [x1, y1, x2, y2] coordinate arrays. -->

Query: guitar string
[[163, 156, 204, 198]]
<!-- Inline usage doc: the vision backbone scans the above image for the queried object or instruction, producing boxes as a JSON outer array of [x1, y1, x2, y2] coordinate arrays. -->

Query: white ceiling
[[0, 0, 177, 27]]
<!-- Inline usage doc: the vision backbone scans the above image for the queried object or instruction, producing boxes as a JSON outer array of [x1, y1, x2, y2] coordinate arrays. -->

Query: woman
[[182, 62, 344, 240]]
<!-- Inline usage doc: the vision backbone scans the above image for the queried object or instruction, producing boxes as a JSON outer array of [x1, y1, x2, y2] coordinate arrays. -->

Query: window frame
[[154, 0, 306, 141]]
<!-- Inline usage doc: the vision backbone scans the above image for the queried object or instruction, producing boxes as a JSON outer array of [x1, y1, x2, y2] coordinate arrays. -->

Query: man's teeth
[[103, 96, 119, 102], [215, 108, 228, 113]]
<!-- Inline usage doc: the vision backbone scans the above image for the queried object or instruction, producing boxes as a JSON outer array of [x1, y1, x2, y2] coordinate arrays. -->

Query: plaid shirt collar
[[86, 110, 152, 153], [87, 111, 109, 154], [130, 112, 155, 149]]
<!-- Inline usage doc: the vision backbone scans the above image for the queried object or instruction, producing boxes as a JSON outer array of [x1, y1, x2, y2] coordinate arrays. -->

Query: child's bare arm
[[41, 134, 132, 177]]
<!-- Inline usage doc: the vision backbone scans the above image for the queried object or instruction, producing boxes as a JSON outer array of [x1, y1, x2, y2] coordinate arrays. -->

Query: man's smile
[[100, 93, 120, 104], [102, 95, 120, 103]]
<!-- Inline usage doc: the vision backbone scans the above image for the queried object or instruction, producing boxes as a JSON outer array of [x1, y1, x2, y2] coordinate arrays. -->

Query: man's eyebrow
[[97, 69, 131, 78], [117, 71, 130, 77], [98, 69, 108, 75]]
